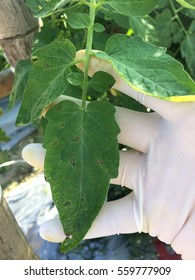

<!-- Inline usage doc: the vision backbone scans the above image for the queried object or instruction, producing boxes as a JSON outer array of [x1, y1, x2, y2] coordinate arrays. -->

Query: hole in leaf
[[70, 159, 76, 166], [63, 201, 71, 206]]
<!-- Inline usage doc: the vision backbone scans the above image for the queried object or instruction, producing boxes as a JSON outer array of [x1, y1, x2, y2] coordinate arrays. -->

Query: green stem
[[169, 0, 188, 37], [81, 0, 96, 108]]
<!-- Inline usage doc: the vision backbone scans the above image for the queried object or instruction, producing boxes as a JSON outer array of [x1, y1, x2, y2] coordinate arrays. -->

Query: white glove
[[22, 50, 195, 260]]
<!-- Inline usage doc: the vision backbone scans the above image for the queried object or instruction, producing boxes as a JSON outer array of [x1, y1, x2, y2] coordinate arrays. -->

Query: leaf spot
[[96, 159, 103, 164], [63, 201, 71, 206], [56, 106, 62, 111], [65, 233, 72, 240], [70, 159, 76, 166], [45, 63, 50, 68], [52, 140, 58, 146], [72, 136, 80, 141]]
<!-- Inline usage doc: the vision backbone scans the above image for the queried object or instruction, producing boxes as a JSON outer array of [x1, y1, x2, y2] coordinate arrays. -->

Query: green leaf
[[9, 60, 32, 109], [113, 13, 130, 29], [0, 149, 9, 164], [16, 39, 76, 125], [155, 8, 172, 48], [89, 71, 115, 92], [26, 0, 72, 17], [93, 23, 106, 33], [0, 129, 10, 143], [176, 0, 195, 9], [43, 100, 120, 252], [170, 22, 184, 44], [95, 35, 195, 101], [129, 15, 159, 45], [67, 72, 83, 86], [104, 0, 159, 16], [181, 33, 195, 78], [67, 13, 90, 29]]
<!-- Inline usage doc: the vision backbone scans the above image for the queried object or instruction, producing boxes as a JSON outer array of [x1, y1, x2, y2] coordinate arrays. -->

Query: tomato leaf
[[43, 100, 120, 252], [176, 0, 195, 9], [67, 13, 90, 29], [181, 33, 195, 79], [95, 34, 195, 101], [104, 0, 159, 16], [9, 60, 32, 109], [0, 129, 10, 143], [129, 15, 159, 45], [89, 71, 115, 92], [26, 0, 72, 17], [16, 39, 76, 125]]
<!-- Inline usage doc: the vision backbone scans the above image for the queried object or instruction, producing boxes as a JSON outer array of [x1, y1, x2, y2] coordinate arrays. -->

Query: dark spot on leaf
[[52, 140, 58, 146], [81, 198, 85, 202], [45, 63, 50, 68], [56, 106, 62, 111], [65, 233, 72, 240], [63, 201, 71, 206], [70, 159, 76, 166], [72, 136, 80, 141], [87, 169, 90, 173], [96, 159, 103, 164], [61, 123, 65, 127]]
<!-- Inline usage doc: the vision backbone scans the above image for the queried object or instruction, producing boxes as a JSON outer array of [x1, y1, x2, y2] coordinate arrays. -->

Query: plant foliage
[[9, 0, 195, 252]]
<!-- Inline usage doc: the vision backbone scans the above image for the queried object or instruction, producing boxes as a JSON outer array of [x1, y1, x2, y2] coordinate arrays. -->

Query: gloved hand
[[22, 50, 195, 260]]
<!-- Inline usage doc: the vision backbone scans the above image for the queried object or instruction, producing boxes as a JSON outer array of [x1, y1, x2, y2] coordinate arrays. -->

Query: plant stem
[[81, 0, 96, 108], [169, 0, 188, 37]]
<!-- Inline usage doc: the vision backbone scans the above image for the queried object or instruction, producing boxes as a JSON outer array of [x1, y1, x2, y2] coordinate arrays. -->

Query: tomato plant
[[12, 0, 195, 252]]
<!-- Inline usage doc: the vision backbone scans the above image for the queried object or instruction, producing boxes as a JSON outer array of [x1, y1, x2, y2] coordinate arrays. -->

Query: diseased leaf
[[95, 35, 195, 101], [43, 100, 120, 252], [104, 0, 159, 16], [16, 39, 76, 125]]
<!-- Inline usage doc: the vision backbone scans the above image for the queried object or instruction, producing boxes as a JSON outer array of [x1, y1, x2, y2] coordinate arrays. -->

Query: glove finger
[[39, 193, 137, 242], [171, 213, 195, 260], [115, 106, 159, 152], [110, 150, 141, 190], [22, 143, 45, 170], [76, 49, 192, 122]]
